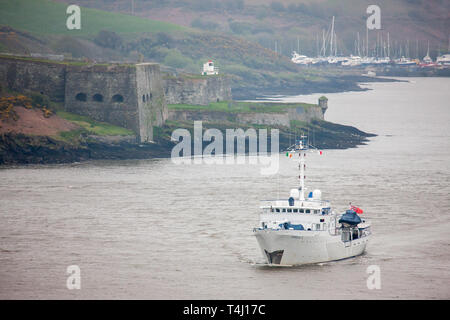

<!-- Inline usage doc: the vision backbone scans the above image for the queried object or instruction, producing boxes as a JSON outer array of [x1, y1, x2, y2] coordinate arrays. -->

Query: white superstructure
[[291, 51, 314, 65], [253, 136, 371, 266], [394, 56, 417, 66], [202, 60, 219, 75], [436, 54, 450, 66]]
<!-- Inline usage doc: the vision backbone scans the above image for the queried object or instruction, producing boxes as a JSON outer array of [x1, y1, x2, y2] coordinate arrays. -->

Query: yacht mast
[[330, 16, 335, 56], [366, 27, 369, 57], [387, 32, 390, 57], [357, 32, 361, 56]]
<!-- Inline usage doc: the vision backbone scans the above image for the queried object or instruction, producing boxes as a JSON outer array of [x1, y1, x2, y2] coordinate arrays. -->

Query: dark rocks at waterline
[[0, 133, 172, 165], [278, 120, 376, 150], [0, 119, 375, 165], [232, 75, 402, 100]]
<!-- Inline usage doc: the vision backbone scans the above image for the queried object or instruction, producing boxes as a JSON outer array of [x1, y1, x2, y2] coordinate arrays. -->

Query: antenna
[[285, 135, 321, 202]]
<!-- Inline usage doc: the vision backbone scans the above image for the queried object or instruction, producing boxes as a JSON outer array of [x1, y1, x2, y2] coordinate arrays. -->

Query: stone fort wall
[[0, 56, 66, 102], [0, 57, 167, 142], [163, 74, 232, 105]]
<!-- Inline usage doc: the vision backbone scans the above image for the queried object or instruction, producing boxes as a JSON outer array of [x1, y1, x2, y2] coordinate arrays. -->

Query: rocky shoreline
[[232, 75, 402, 100], [0, 117, 375, 165], [0, 133, 172, 165]]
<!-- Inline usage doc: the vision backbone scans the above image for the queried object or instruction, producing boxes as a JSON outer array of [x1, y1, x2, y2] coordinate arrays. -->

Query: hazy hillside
[[0, 0, 184, 35], [1, 0, 445, 99], [1, 0, 340, 98], [61, 0, 450, 59]]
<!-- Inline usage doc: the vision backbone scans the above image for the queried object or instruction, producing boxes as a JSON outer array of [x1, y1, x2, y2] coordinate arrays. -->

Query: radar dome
[[313, 189, 322, 200]]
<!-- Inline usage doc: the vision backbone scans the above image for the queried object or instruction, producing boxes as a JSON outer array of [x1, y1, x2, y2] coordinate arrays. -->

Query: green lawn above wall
[[167, 101, 317, 114], [56, 111, 134, 137], [0, 0, 185, 36]]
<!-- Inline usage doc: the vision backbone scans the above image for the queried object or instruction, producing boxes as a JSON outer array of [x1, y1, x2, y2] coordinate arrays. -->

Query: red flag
[[351, 205, 363, 214]]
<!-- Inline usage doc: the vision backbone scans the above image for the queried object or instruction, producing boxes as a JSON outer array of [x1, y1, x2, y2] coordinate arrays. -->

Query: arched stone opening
[[112, 94, 124, 103], [75, 93, 87, 102], [93, 93, 103, 102]]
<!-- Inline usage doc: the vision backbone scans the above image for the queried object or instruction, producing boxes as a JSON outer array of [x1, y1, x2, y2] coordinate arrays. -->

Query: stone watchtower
[[65, 63, 167, 143], [318, 96, 328, 116]]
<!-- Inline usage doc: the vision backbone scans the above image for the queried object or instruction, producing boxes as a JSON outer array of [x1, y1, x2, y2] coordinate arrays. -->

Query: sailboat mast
[[330, 16, 335, 56], [366, 27, 369, 57], [387, 32, 390, 58], [316, 33, 319, 56], [357, 32, 361, 56], [321, 30, 326, 56]]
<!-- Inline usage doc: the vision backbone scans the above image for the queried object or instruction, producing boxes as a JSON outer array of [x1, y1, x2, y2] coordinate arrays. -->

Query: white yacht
[[373, 57, 391, 65], [341, 55, 362, 67], [423, 43, 433, 64], [394, 56, 417, 66], [291, 51, 313, 65], [253, 136, 371, 266], [436, 54, 450, 66]]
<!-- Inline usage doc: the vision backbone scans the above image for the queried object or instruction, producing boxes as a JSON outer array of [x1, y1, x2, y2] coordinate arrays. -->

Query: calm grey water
[[1, 77, 449, 299]]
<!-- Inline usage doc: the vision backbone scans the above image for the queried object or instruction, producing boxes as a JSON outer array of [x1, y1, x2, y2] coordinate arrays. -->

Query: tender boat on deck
[[253, 136, 371, 266]]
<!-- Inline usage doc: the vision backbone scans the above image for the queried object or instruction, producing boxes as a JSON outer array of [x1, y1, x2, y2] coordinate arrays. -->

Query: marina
[[290, 16, 450, 70]]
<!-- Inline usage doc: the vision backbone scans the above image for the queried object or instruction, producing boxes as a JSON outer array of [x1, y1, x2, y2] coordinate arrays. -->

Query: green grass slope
[[168, 101, 316, 113], [0, 0, 185, 36]]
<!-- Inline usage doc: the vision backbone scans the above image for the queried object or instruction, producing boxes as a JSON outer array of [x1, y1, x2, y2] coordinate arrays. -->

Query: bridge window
[[75, 93, 87, 102], [93, 93, 103, 102], [112, 94, 124, 103], [305, 209, 310, 214], [299, 209, 304, 213], [293, 209, 298, 213], [275, 208, 280, 213]]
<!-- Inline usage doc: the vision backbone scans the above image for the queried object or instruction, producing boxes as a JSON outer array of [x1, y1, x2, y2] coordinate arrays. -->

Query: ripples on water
[[0, 77, 449, 299]]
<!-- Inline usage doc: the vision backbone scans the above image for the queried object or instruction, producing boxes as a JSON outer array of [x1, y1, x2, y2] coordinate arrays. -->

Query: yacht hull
[[254, 229, 369, 266]]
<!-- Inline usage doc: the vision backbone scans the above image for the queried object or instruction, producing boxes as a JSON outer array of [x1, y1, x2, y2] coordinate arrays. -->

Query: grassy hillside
[[0, 0, 407, 99], [0, 0, 184, 36], [67, 0, 450, 59]]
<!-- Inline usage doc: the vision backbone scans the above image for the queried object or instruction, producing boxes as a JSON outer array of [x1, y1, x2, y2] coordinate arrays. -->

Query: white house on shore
[[202, 60, 219, 75]]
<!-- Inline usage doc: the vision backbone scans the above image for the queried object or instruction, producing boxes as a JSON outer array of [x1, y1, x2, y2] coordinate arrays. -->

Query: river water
[[0, 77, 449, 299]]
